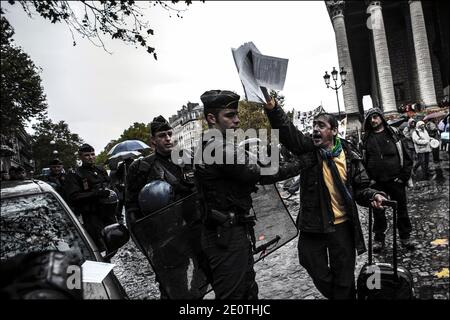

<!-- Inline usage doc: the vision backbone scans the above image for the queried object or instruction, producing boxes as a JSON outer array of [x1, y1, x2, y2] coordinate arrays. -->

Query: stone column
[[367, 1, 397, 114], [326, 1, 360, 132], [409, 0, 437, 107]]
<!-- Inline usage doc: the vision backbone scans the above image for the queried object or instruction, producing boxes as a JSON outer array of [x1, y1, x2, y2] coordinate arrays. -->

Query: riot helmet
[[98, 188, 119, 217], [138, 180, 174, 215], [101, 223, 130, 255]]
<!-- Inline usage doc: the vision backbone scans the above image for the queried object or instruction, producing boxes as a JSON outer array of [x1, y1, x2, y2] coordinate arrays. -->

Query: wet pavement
[[112, 151, 449, 299]]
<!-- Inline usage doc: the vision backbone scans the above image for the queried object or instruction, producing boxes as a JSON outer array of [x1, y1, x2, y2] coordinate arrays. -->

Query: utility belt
[[206, 209, 256, 249], [206, 209, 255, 228]]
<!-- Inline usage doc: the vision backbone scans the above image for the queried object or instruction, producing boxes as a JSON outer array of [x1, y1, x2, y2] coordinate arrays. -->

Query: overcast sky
[[4, 1, 343, 152]]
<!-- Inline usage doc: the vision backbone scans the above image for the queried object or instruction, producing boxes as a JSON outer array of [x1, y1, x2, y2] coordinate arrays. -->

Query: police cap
[[200, 90, 240, 110], [78, 143, 94, 153], [151, 115, 172, 136], [49, 159, 63, 166]]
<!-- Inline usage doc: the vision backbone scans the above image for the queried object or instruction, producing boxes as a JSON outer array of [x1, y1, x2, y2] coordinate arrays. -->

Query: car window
[[1, 192, 115, 299], [0, 192, 95, 262]]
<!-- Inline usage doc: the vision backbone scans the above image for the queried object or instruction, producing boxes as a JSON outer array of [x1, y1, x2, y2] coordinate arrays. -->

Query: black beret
[[78, 143, 95, 153], [151, 115, 172, 136], [49, 159, 63, 166], [200, 90, 240, 110]]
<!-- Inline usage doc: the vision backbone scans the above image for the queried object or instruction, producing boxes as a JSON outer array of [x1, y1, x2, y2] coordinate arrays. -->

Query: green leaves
[[31, 118, 84, 173], [1, 16, 47, 136]]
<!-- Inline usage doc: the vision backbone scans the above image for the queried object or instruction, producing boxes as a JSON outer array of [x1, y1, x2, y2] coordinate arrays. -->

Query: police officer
[[195, 90, 310, 299], [126, 116, 195, 225], [64, 143, 117, 251], [41, 159, 67, 198], [126, 116, 204, 299]]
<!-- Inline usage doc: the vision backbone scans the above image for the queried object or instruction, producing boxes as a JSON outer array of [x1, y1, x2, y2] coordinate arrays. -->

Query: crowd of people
[[1, 88, 448, 300]]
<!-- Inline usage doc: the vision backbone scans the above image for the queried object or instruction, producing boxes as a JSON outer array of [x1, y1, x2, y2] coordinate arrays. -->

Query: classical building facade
[[169, 102, 204, 153], [325, 0, 449, 132], [0, 128, 34, 174]]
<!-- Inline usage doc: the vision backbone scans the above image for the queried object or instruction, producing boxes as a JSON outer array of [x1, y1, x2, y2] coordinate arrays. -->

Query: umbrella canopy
[[107, 150, 142, 170], [107, 140, 150, 156], [387, 116, 408, 128], [423, 111, 448, 121]]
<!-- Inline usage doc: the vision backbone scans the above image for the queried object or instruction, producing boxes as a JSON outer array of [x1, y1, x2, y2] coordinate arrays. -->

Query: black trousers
[[431, 147, 440, 163], [202, 225, 258, 300], [298, 221, 356, 299], [413, 152, 430, 178], [372, 181, 412, 241], [82, 211, 116, 252]]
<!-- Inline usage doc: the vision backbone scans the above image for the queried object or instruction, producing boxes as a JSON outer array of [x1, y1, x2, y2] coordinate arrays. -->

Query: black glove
[[95, 189, 110, 198]]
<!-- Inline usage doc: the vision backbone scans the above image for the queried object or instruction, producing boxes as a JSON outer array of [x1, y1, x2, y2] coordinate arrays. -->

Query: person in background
[[412, 121, 432, 180], [425, 119, 441, 163], [361, 108, 414, 252]]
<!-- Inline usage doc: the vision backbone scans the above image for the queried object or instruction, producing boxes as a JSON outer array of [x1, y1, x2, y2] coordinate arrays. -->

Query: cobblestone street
[[112, 152, 449, 300]]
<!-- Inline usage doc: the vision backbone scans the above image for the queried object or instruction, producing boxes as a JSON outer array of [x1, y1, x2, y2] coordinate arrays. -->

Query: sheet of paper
[[81, 260, 115, 283], [232, 43, 266, 103], [232, 42, 288, 103]]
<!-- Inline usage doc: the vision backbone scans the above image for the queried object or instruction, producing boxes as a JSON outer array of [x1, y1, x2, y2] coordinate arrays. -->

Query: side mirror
[[101, 223, 130, 261]]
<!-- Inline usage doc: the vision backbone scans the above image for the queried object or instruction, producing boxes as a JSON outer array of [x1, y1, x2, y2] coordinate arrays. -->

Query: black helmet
[[138, 180, 174, 215], [98, 188, 119, 205], [101, 223, 130, 254], [98, 188, 119, 217]]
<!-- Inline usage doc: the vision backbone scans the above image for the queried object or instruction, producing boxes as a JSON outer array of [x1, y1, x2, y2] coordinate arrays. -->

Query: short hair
[[203, 108, 222, 124], [314, 112, 338, 130]]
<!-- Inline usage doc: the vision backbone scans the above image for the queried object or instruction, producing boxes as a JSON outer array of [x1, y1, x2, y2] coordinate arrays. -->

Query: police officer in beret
[[126, 116, 206, 299], [64, 143, 116, 251], [195, 89, 310, 299], [126, 116, 195, 224], [41, 159, 67, 198]]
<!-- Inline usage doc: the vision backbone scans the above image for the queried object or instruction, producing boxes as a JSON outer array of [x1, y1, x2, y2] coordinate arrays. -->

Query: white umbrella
[[107, 140, 150, 156], [107, 150, 142, 170]]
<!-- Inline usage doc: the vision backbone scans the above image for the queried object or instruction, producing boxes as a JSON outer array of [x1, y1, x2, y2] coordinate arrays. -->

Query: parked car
[[0, 179, 128, 299]]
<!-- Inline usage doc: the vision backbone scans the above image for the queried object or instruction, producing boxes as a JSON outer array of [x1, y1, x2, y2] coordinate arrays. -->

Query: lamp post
[[323, 67, 347, 118]]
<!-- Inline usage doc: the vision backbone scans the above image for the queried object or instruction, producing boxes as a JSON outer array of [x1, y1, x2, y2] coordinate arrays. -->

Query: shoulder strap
[[136, 154, 156, 174]]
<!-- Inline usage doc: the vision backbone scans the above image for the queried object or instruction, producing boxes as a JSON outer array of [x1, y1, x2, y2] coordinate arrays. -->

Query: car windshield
[[1, 192, 95, 262]]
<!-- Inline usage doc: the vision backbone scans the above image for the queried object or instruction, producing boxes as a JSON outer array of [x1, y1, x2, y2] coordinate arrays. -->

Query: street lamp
[[323, 67, 347, 118]]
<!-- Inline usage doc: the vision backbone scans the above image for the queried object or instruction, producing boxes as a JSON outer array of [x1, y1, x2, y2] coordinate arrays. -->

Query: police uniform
[[41, 159, 67, 199], [64, 144, 116, 251], [125, 116, 206, 299], [195, 90, 306, 299]]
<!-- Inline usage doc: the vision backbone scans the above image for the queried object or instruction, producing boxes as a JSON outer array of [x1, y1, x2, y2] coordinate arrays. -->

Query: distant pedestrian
[[412, 121, 431, 180], [402, 118, 417, 163], [425, 120, 440, 163], [438, 115, 449, 152]]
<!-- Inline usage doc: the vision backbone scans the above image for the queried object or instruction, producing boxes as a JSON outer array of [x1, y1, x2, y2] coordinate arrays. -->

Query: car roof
[[1, 179, 55, 198]]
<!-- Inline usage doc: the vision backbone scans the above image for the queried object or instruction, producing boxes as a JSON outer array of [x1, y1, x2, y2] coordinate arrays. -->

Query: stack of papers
[[232, 42, 288, 103]]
